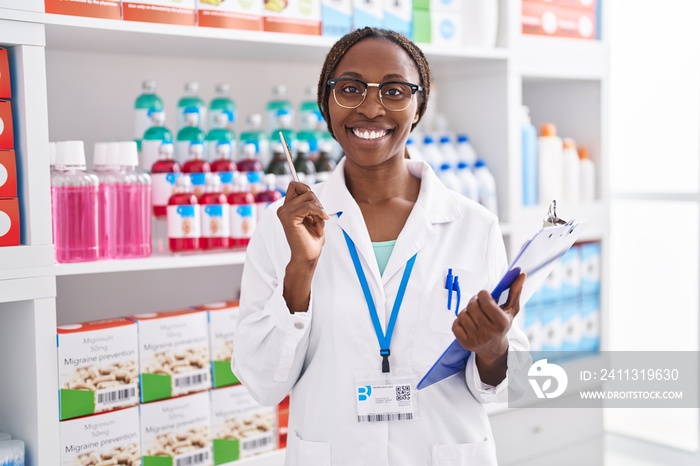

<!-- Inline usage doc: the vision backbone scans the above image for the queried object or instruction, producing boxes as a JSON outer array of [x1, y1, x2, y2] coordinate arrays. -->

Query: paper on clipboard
[[416, 202, 587, 390]]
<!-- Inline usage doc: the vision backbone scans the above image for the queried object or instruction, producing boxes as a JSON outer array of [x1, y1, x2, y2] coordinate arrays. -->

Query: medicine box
[[129, 309, 211, 403], [384, 0, 412, 38], [353, 0, 383, 29], [0, 48, 10, 100], [262, 0, 322, 35], [522, 0, 597, 40], [277, 394, 290, 449], [210, 385, 277, 463], [57, 319, 140, 421], [59, 407, 141, 466], [196, 300, 241, 388], [322, 0, 352, 37], [0, 101, 14, 150], [0, 198, 19, 247], [0, 150, 17, 199], [198, 0, 263, 31], [431, 10, 462, 47], [122, 0, 197, 26], [412, 8, 431, 44], [139, 391, 212, 466], [44, 0, 121, 19]]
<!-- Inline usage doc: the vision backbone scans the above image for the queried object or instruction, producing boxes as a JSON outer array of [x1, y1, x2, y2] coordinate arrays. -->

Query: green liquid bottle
[[208, 83, 237, 132], [134, 80, 164, 148], [140, 110, 173, 172], [177, 81, 206, 132], [205, 111, 236, 160], [299, 85, 320, 130], [239, 113, 270, 167], [265, 85, 293, 133], [176, 108, 205, 163], [270, 110, 296, 166]]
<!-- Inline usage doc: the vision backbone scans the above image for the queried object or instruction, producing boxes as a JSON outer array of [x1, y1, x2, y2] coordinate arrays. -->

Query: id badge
[[355, 369, 417, 423]]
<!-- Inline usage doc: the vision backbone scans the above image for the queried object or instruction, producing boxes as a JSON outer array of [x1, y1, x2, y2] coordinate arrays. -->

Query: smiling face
[[328, 38, 421, 169]]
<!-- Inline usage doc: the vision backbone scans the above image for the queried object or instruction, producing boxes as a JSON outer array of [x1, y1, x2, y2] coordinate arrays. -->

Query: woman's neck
[[344, 156, 419, 205]]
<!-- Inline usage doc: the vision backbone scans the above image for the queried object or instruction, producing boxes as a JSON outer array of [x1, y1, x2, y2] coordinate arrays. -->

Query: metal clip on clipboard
[[543, 200, 573, 228]]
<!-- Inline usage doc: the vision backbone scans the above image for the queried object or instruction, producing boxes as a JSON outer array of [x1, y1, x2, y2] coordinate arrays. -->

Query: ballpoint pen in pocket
[[445, 268, 462, 316]]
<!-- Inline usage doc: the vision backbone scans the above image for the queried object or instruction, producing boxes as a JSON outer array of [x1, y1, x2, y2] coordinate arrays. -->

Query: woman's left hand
[[452, 273, 526, 364]]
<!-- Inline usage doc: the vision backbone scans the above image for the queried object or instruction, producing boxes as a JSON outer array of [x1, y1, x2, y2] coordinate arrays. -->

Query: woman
[[232, 27, 528, 466]]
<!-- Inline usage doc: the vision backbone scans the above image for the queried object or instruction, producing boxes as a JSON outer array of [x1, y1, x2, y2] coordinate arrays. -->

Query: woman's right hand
[[277, 181, 329, 265]]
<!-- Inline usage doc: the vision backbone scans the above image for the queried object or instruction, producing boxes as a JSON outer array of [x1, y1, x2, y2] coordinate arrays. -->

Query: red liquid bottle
[[228, 172, 256, 249], [255, 174, 282, 221], [151, 142, 181, 219], [210, 141, 237, 196], [199, 173, 230, 250], [181, 142, 210, 198], [236, 143, 264, 196], [167, 176, 200, 253]]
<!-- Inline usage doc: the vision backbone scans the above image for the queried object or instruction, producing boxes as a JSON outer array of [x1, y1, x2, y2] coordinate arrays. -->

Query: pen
[[279, 132, 299, 183]]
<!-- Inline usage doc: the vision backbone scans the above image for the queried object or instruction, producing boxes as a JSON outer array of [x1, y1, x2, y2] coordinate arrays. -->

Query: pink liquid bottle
[[151, 142, 181, 219], [167, 175, 200, 253], [236, 143, 264, 196], [228, 172, 256, 249], [118, 141, 152, 258], [182, 142, 210, 199], [51, 141, 99, 263], [199, 173, 230, 250], [254, 173, 282, 221], [210, 141, 237, 196], [93, 142, 121, 259]]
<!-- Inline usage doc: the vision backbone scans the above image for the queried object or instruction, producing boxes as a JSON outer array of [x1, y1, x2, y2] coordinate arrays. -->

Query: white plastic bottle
[[456, 134, 478, 167], [473, 159, 498, 216], [538, 123, 563, 206], [117, 141, 152, 258], [456, 161, 479, 202], [521, 106, 538, 206], [177, 82, 206, 131], [578, 145, 596, 202], [437, 163, 462, 193], [421, 136, 443, 172], [439, 135, 459, 171], [562, 137, 580, 204], [462, 0, 498, 48]]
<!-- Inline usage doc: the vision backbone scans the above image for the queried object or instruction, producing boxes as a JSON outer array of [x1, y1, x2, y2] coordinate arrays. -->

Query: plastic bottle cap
[[118, 141, 139, 167], [185, 81, 199, 93], [142, 80, 156, 92], [271, 142, 283, 153], [440, 136, 451, 144], [406, 138, 414, 145], [189, 142, 204, 157], [424, 136, 434, 144], [273, 84, 287, 97], [320, 141, 333, 153], [216, 83, 230, 95], [263, 173, 276, 185], [563, 138, 577, 150], [304, 112, 318, 126], [49, 142, 56, 167], [159, 142, 174, 157], [243, 143, 257, 157], [176, 175, 192, 188], [474, 159, 486, 168], [277, 114, 292, 127], [298, 141, 310, 152], [93, 142, 108, 167], [205, 172, 221, 187], [457, 134, 469, 143], [540, 123, 557, 137], [55, 140, 87, 169], [149, 110, 166, 125], [439, 163, 451, 171], [578, 146, 591, 160], [106, 142, 120, 166], [247, 114, 262, 127]]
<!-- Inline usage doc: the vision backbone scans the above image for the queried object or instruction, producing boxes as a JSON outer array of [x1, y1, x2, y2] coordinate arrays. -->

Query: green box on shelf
[[413, 9, 432, 44]]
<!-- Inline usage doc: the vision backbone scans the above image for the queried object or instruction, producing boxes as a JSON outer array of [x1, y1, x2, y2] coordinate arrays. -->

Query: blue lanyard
[[342, 230, 417, 373]]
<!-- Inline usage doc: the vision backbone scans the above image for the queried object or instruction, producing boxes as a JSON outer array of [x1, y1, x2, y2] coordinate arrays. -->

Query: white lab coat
[[232, 159, 529, 466]]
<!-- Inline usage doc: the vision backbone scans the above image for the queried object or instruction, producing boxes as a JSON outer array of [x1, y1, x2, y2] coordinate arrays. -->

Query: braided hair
[[317, 27, 432, 139]]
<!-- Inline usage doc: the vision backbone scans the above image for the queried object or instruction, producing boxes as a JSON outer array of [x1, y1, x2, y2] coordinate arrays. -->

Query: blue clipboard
[[417, 203, 586, 390]]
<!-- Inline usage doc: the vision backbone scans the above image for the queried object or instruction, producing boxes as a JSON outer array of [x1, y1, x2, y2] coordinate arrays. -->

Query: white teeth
[[352, 128, 387, 140]]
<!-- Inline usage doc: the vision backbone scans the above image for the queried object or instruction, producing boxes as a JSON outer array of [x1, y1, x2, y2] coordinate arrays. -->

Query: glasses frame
[[327, 78, 423, 112]]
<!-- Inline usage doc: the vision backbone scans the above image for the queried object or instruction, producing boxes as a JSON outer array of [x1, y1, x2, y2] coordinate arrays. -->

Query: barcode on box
[[357, 413, 414, 422], [95, 384, 138, 410], [175, 449, 210, 466], [173, 370, 210, 392], [241, 433, 275, 456], [395, 385, 411, 402]]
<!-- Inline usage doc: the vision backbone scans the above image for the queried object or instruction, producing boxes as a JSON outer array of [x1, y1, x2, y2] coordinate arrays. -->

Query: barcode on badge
[[95, 384, 138, 410], [357, 413, 414, 422], [175, 450, 210, 466], [395, 385, 411, 402], [173, 371, 209, 389], [241, 433, 275, 455]]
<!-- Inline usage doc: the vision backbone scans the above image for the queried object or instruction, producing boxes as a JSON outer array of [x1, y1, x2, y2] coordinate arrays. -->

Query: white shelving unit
[[0, 1, 609, 465]]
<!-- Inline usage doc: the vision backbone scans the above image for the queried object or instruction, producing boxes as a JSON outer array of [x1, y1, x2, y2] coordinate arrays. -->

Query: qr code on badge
[[395, 385, 411, 402]]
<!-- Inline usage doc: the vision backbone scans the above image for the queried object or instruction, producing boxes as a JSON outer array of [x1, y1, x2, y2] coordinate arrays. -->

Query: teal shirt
[[372, 240, 397, 276]]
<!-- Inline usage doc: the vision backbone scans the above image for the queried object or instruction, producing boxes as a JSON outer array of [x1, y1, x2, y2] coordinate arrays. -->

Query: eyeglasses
[[327, 78, 422, 112]]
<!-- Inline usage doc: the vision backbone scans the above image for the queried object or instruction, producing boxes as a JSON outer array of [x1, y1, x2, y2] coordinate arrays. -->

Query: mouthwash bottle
[[176, 107, 205, 163], [133, 80, 164, 149], [228, 172, 256, 249], [167, 176, 200, 253], [116, 141, 152, 259], [177, 81, 206, 131], [270, 109, 296, 155], [151, 142, 181, 219], [199, 173, 230, 251], [266, 142, 292, 194], [210, 141, 237, 195], [93, 142, 119, 259], [208, 83, 237, 132], [205, 111, 236, 160], [141, 109, 173, 172], [298, 85, 320, 130], [294, 141, 316, 184], [255, 173, 282, 221], [239, 113, 270, 169], [52, 141, 99, 263], [182, 142, 211, 198], [265, 85, 293, 132], [237, 143, 265, 195]]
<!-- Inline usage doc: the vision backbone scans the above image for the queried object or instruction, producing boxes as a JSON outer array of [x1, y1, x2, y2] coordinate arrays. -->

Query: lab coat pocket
[[288, 430, 332, 466], [432, 438, 497, 466]]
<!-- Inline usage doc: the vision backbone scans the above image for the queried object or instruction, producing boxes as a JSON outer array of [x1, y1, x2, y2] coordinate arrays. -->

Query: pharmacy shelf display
[[0, 1, 609, 465]]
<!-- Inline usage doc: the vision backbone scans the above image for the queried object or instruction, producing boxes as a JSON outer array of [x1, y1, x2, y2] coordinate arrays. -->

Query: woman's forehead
[[334, 38, 419, 81]]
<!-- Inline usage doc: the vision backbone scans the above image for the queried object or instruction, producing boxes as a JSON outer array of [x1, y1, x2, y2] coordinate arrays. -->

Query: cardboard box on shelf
[[195, 300, 241, 388], [0, 150, 17, 199], [412, 8, 431, 43], [0, 48, 10, 100], [262, 0, 321, 35], [139, 391, 212, 466], [59, 407, 141, 466], [122, 0, 197, 26], [198, 0, 263, 31], [522, 1, 597, 40], [57, 319, 140, 421], [0, 198, 19, 247], [431, 10, 462, 47], [0, 101, 14, 150], [353, 0, 383, 29], [384, 0, 412, 38], [44, 0, 121, 20], [322, 0, 352, 37], [210, 385, 277, 463], [129, 309, 211, 403]]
